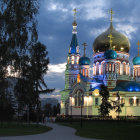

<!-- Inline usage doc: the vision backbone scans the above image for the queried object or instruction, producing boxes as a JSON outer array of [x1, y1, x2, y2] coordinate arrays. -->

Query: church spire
[[69, 8, 79, 54]]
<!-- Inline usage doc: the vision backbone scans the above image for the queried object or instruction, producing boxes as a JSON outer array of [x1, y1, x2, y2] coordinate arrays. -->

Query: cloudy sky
[[38, 0, 140, 100]]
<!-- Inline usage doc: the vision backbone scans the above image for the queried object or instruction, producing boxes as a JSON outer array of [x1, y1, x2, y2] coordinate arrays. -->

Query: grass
[[0, 122, 52, 137], [59, 120, 140, 140]]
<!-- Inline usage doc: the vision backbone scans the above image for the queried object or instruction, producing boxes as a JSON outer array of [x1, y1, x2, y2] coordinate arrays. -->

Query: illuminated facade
[[60, 9, 140, 118]]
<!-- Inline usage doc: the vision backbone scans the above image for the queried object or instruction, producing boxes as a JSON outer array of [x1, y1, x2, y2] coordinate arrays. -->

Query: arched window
[[77, 56, 79, 64], [101, 62, 104, 75], [138, 69, 140, 77], [136, 98, 140, 106], [105, 64, 108, 72], [96, 63, 99, 75], [74, 90, 84, 106], [71, 56, 74, 64], [123, 63, 126, 75], [129, 98, 134, 106], [109, 64, 112, 72], [112, 64, 115, 72]]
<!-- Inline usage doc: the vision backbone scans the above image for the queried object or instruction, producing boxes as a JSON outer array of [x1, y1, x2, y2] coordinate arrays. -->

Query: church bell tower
[[65, 8, 80, 89]]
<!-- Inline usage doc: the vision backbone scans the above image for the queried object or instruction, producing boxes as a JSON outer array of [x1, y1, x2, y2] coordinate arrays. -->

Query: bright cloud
[[47, 2, 68, 12], [90, 26, 107, 37], [48, 62, 66, 73], [44, 0, 110, 21], [77, 0, 110, 21], [116, 24, 138, 39]]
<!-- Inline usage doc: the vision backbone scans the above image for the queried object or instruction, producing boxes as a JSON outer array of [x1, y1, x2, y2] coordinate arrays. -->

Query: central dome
[[93, 24, 130, 53]]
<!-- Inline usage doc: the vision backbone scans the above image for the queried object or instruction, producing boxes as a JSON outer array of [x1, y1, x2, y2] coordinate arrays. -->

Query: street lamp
[[81, 94, 84, 128], [70, 95, 73, 124]]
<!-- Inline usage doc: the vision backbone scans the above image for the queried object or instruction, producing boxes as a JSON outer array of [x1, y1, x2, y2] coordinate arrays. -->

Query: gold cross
[[73, 8, 77, 16], [109, 8, 114, 23], [137, 41, 140, 56], [82, 42, 87, 56], [108, 33, 114, 49]]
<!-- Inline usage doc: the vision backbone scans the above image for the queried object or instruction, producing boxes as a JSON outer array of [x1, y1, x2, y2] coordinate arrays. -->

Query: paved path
[[0, 123, 98, 140]]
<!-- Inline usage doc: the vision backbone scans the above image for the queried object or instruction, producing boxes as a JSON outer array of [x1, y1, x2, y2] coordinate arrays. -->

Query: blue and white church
[[60, 9, 140, 118]]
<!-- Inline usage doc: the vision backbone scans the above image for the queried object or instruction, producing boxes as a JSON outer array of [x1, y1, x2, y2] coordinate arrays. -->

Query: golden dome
[[93, 24, 130, 53]]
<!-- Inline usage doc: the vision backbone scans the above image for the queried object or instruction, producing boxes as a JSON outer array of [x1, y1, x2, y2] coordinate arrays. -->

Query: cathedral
[[60, 9, 140, 118]]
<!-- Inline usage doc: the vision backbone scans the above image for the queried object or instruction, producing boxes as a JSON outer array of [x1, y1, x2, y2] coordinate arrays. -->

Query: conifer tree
[[112, 92, 124, 118], [99, 84, 112, 118]]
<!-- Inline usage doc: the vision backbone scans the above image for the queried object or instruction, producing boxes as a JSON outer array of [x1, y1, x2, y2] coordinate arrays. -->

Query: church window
[[123, 63, 126, 75], [121, 98, 125, 104], [109, 64, 112, 72], [71, 56, 74, 64], [77, 56, 79, 64], [95, 98, 98, 106], [83, 69, 85, 76], [74, 90, 84, 106], [112, 64, 115, 72], [96, 63, 99, 75], [136, 98, 140, 106], [138, 69, 140, 76], [129, 98, 134, 106], [77, 74, 80, 83]]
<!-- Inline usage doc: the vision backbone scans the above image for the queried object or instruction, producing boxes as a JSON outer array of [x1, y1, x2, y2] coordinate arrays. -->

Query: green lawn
[[0, 122, 52, 137], [60, 121, 140, 140]]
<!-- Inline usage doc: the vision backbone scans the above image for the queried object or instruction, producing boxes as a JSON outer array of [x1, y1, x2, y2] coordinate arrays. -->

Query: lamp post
[[87, 95, 89, 118], [81, 94, 83, 128], [70, 95, 73, 124]]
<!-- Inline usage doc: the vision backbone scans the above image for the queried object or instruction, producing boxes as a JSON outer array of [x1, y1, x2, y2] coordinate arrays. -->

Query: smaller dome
[[79, 56, 90, 65], [72, 21, 77, 26], [104, 49, 117, 59], [133, 56, 140, 65]]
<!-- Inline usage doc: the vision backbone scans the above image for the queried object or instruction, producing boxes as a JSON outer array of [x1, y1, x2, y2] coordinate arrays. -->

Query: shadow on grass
[[59, 121, 140, 140], [0, 122, 52, 137]]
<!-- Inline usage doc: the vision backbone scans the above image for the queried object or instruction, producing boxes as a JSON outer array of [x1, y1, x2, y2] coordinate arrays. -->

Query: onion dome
[[133, 56, 140, 65], [104, 49, 117, 59], [72, 20, 77, 26], [93, 24, 130, 53], [79, 56, 90, 65]]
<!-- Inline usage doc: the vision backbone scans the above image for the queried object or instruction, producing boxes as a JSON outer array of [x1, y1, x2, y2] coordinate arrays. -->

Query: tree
[[99, 84, 112, 118], [112, 92, 124, 119], [43, 103, 52, 117], [27, 42, 54, 123], [0, 1, 54, 123], [0, 0, 40, 121]]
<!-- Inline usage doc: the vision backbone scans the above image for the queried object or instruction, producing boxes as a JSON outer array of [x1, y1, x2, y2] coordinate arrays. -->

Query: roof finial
[[137, 41, 140, 56], [73, 8, 77, 20], [72, 8, 77, 26], [109, 8, 114, 25], [82, 42, 87, 56], [108, 33, 113, 49]]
